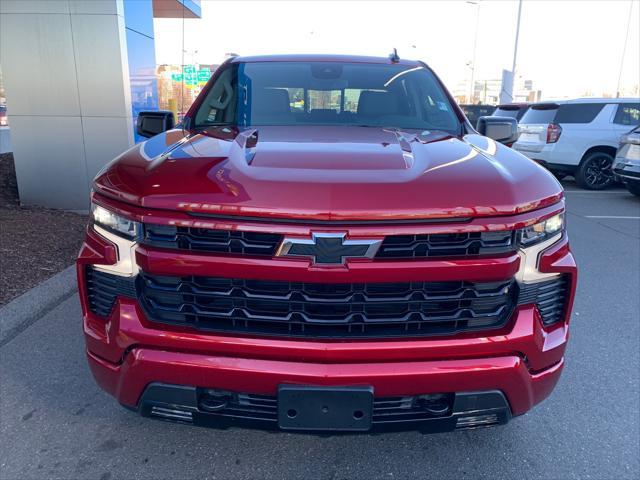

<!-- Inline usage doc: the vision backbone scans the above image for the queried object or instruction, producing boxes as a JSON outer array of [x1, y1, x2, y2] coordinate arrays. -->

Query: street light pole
[[508, 0, 523, 102], [467, 1, 480, 104]]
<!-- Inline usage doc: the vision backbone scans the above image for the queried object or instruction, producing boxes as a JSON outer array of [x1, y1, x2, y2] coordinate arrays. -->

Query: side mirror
[[476, 116, 519, 144], [136, 111, 175, 138]]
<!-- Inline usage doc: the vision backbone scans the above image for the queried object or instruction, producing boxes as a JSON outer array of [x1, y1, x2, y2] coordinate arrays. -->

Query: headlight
[[518, 213, 564, 247], [91, 203, 141, 240]]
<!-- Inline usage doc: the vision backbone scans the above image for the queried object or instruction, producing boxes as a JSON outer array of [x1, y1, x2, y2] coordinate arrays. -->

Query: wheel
[[575, 151, 615, 190], [551, 171, 568, 181], [625, 181, 640, 197]]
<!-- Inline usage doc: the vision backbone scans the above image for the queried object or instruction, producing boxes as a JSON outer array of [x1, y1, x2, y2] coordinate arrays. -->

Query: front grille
[[197, 391, 454, 424], [375, 231, 516, 259], [143, 224, 283, 256], [142, 224, 516, 260], [86, 268, 571, 333], [137, 272, 517, 338], [518, 275, 569, 326], [85, 267, 136, 318]]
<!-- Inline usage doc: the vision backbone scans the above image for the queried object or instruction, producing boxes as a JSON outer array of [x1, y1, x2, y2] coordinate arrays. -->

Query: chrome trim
[[92, 224, 139, 277], [515, 232, 563, 284]]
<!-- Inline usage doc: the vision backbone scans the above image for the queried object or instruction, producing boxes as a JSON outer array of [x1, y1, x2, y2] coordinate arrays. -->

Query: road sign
[[197, 69, 210, 83], [184, 73, 198, 86]]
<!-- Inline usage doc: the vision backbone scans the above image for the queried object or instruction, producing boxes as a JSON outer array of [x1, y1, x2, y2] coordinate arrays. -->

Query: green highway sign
[[171, 67, 211, 85], [184, 73, 198, 86], [197, 69, 211, 82]]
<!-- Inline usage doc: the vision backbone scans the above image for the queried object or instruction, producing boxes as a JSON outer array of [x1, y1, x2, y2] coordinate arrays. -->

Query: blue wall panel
[[124, 0, 158, 143], [123, 0, 155, 38]]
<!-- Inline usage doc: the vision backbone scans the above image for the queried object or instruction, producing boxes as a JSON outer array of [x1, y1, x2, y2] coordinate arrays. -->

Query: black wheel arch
[[580, 145, 617, 164]]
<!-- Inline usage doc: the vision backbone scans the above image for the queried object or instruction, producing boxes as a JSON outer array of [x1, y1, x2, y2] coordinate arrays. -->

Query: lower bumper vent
[[85, 267, 136, 318], [517, 275, 569, 326], [137, 383, 512, 433], [149, 406, 194, 423]]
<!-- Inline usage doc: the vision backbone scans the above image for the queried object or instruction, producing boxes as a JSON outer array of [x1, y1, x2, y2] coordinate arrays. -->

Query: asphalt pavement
[[1, 180, 639, 480]]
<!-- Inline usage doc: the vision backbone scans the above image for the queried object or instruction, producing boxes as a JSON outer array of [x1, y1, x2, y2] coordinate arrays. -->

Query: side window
[[194, 66, 237, 126], [613, 103, 640, 125], [555, 103, 605, 124]]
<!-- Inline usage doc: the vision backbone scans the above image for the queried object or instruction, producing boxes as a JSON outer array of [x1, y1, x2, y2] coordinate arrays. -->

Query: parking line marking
[[584, 216, 640, 219], [564, 190, 629, 194]]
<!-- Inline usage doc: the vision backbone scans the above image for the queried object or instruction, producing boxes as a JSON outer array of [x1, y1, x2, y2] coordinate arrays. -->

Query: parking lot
[[1, 181, 638, 480]]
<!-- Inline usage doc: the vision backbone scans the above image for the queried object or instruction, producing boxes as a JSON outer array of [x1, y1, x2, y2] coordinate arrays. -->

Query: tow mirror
[[476, 116, 519, 144], [136, 111, 175, 138]]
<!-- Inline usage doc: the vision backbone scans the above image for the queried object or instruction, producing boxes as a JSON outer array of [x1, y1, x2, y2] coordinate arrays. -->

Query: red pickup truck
[[78, 54, 576, 433]]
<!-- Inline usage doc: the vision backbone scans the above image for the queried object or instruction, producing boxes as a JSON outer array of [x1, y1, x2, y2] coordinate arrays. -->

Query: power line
[[616, 0, 635, 97]]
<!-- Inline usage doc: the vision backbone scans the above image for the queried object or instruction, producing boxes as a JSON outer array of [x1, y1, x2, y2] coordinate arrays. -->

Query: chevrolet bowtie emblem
[[276, 233, 382, 265]]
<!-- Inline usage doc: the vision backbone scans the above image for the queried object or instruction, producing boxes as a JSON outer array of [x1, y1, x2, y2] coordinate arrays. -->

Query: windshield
[[193, 62, 461, 133]]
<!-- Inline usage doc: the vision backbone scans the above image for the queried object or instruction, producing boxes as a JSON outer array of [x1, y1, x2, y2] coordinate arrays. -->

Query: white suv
[[512, 98, 640, 189]]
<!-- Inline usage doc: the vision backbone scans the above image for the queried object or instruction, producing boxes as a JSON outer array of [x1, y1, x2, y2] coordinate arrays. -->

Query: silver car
[[612, 126, 640, 197]]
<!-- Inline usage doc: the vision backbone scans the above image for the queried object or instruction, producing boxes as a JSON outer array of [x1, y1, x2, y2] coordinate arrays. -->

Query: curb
[[0, 265, 77, 346]]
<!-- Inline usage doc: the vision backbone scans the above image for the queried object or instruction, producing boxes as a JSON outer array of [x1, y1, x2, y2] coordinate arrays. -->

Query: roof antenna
[[389, 48, 400, 63]]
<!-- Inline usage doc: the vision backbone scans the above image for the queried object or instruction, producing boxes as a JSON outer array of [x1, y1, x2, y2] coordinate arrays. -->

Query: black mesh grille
[[197, 392, 454, 423], [137, 272, 517, 338], [143, 224, 283, 256], [517, 275, 569, 326], [85, 267, 136, 318], [142, 224, 516, 260], [85, 269, 570, 332], [375, 231, 516, 259]]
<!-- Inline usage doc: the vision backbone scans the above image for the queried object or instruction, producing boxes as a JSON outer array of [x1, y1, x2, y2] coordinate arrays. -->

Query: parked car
[[492, 103, 529, 122], [513, 98, 640, 189], [612, 125, 640, 196], [78, 54, 576, 434], [459, 104, 495, 128]]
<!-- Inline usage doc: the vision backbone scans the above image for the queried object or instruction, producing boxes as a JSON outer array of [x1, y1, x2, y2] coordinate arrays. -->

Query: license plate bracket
[[278, 385, 374, 432]]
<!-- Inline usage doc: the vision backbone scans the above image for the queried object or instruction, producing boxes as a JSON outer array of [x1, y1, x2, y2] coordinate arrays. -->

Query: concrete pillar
[[0, 0, 199, 209], [1, 1, 133, 209]]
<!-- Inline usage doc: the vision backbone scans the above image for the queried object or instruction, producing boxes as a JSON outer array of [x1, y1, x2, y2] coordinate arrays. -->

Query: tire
[[625, 181, 640, 197], [551, 171, 568, 181], [575, 151, 615, 190]]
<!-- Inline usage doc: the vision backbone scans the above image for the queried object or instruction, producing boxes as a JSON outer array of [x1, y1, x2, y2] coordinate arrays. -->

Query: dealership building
[[0, 0, 201, 209]]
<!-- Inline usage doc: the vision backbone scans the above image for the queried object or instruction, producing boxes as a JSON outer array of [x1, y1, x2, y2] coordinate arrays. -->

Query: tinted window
[[555, 103, 605, 124], [613, 103, 640, 125], [520, 104, 558, 124], [461, 105, 495, 125], [194, 62, 461, 133], [493, 108, 520, 119]]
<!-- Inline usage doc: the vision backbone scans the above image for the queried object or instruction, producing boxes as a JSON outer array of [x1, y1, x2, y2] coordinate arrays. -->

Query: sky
[[154, 0, 640, 100]]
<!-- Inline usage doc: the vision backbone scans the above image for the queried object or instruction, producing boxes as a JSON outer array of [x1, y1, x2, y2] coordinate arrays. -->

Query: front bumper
[[85, 300, 566, 419], [613, 157, 640, 184], [78, 200, 577, 433]]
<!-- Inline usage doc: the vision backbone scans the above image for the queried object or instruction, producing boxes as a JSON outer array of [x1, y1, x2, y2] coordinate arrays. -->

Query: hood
[[94, 126, 563, 221]]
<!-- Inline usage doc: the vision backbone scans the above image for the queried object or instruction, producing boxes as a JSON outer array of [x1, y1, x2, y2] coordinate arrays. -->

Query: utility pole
[[507, 0, 523, 102], [616, 0, 634, 97], [467, 1, 480, 104]]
